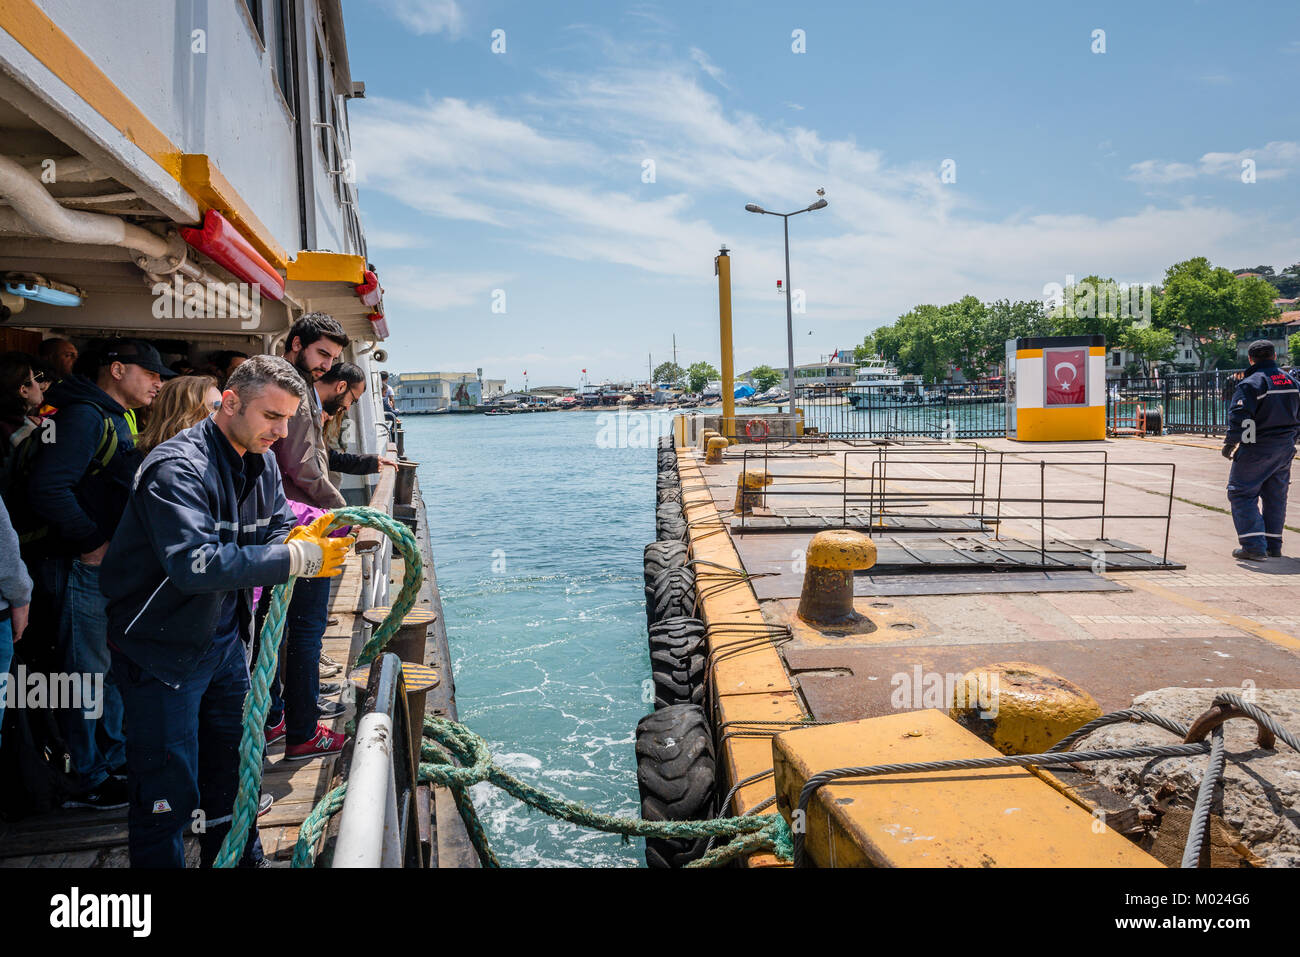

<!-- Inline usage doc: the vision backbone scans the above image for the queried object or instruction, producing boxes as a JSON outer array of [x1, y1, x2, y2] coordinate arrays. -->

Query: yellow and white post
[[1005, 335, 1106, 441]]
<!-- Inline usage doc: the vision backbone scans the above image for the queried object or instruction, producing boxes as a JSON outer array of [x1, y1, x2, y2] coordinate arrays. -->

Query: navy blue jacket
[[100, 416, 297, 688], [1225, 362, 1300, 447], [27, 375, 140, 554]]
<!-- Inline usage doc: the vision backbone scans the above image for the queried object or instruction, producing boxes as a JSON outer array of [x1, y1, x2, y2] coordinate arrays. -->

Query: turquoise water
[[403, 409, 672, 867]]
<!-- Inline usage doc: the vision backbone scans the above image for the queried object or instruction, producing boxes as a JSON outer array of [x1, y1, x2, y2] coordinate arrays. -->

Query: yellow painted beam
[[1, 0, 294, 274], [180, 154, 289, 270], [286, 251, 366, 284], [0, 0, 181, 177], [772, 709, 1161, 868]]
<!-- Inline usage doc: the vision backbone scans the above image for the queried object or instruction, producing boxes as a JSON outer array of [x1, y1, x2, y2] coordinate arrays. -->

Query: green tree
[[653, 361, 684, 387], [1155, 258, 1279, 369], [748, 364, 783, 391], [852, 332, 877, 362], [1047, 275, 1147, 345], [1289, 332, 1300, 366], [686, 361, 719, 393], [1118, 326, 1176, 375]]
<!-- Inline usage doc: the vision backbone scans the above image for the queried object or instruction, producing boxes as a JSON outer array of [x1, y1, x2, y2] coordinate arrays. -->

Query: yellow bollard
[[733, 469, 773, 515], [797, 529, 876, 623], [705, 436, 729, 464], [948, 661, 1103, 755]]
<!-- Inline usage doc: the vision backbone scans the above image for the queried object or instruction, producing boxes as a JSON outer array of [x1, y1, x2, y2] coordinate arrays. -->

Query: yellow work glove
[[284, 514, 356, 578]]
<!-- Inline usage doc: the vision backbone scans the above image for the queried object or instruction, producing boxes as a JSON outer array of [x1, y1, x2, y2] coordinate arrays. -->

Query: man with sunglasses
[[24, 339, 169, 809]]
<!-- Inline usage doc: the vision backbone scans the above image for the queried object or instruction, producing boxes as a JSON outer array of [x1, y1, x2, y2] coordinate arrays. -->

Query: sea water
[[402, 410, 668, 867]]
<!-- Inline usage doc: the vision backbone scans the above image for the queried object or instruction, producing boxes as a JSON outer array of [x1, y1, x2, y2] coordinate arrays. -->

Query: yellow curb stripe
[[1126, 577, 1300, 651]]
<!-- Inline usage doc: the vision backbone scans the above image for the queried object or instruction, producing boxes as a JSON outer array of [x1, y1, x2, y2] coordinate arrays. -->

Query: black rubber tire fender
[[636, 703, 716, 868], [656, 517, 688, 543], [647, 565, 696, 627], [643, 541, 688, 594], [648, 616, 707, 709]]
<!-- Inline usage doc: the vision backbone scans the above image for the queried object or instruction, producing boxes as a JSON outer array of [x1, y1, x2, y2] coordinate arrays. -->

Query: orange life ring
[[745, 418, 770, 441]]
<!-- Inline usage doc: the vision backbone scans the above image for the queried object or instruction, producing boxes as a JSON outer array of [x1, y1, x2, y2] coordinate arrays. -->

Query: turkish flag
[[1045, 348, 1086, 406]]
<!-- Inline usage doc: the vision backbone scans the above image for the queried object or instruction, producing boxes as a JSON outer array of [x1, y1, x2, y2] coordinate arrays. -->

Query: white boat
[[847, 358, 931, 408]]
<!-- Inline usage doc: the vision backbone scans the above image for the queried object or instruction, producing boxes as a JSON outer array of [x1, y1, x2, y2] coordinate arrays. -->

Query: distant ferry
[[848, 358, 932, 408]]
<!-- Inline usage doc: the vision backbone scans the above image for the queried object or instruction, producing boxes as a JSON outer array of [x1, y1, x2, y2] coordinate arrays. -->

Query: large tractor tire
[[643, 541, 688, 596], [647, 565, 696, 628], [658, 434, 673, 451], [656, 502, 683, 524], [656, 485, 682, 506], [648, 616, 707, 709], [657, 516, 688, 543], [636, 703, 716, 868]]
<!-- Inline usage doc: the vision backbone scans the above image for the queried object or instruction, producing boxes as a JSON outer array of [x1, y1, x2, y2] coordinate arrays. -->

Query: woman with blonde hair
[[135, 374, 221, 455]]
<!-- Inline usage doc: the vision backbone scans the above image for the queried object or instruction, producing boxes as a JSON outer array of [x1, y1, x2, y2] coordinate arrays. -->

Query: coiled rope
[[214, 506, 423, 868]]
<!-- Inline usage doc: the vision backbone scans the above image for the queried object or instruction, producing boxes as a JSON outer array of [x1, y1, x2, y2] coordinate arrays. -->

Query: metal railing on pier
[[794, 380, 1007, 439], [734, 445, 1177, 566]]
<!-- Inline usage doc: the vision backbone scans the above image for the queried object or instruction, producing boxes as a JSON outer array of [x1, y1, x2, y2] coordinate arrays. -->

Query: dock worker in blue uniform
[[1223, 340, 1300, 561]]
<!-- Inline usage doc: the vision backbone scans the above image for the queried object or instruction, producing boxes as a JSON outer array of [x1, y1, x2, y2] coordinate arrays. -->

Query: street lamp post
[[745, 196, 828, 411]]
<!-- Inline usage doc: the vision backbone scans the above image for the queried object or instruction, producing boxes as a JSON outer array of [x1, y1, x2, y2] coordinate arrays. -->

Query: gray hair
[[226, 354, 306, 404]]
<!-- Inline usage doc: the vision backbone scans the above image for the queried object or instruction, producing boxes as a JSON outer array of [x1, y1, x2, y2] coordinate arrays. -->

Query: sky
[[339, 0, 1300, 388]]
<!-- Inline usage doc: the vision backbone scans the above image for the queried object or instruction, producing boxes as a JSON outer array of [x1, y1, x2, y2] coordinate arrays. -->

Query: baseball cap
[[103, 340, 177, 378]]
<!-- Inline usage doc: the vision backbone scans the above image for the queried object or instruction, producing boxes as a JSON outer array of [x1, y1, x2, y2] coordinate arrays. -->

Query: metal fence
[[794, 370, 1246, 439], [793, 380, 1007, 439], [1108, 370, 1243, 436]]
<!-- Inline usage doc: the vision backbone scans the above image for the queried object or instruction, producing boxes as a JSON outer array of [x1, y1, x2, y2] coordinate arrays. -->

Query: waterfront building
[[394, 371, 504, 412]]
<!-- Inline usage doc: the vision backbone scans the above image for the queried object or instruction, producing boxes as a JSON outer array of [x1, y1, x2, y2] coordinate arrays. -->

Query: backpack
[[0, 403, 119, 555]]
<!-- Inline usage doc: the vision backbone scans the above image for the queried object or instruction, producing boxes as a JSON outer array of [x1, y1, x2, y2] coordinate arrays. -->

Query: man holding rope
[[101, 356, 354, 867]]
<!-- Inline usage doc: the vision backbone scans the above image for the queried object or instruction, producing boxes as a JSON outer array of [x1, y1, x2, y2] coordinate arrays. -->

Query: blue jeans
[[111, 632, 264, 868], [268, 575, 331, 745], [1227, 441, 1295, 552], [0, 617, 12, 751], [51, 559, 126, 791]]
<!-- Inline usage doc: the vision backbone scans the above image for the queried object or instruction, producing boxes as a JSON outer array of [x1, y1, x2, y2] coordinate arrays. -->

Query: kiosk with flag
[[1004, 335, 1107, 441]]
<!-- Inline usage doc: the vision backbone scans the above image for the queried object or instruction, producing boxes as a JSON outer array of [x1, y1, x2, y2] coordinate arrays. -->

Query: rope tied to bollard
[[291, 713, 794, 868]]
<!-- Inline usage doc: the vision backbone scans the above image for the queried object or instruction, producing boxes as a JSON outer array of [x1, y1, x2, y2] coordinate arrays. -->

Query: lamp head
[[807, 198, 829, 211], [744, 203, 764, 214]]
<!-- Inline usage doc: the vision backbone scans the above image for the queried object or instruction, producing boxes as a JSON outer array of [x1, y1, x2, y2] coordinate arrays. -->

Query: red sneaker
[[284, 725, 346, 761], [265, 716, 286, 745]]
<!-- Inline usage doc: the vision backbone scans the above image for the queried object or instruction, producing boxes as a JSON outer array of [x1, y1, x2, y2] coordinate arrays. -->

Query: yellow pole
[[717, 245, 735, 433]]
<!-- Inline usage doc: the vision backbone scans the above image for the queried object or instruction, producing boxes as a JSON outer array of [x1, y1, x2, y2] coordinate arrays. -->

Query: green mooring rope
[[221, 503, 788, 869], [213, 506, 423, 868], [290, 712, 794, 869]]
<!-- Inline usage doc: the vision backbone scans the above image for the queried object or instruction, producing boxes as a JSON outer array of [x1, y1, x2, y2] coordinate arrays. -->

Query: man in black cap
[[22, 338, 170, 808], [1223, 339, 1300, 561]]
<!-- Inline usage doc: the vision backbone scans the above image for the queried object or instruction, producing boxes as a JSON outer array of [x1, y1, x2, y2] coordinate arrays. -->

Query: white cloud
[[1128, 141, 1300, 183], [380, 266, 508, 313], [356, 57, 1298, 330], [373, 0, 465, 37], [689, 48, 729, 89]]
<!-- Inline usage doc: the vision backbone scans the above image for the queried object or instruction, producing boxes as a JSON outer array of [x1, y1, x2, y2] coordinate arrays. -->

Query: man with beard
[[268, 314, 352, 760], [315, 361, 398, 477]]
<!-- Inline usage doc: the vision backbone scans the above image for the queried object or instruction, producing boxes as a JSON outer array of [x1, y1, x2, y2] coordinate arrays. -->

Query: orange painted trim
[[1, 0, 293, 273], [0, 0, 181, 176], [285, 251, 366, 284], [179, 155, 289, 271]]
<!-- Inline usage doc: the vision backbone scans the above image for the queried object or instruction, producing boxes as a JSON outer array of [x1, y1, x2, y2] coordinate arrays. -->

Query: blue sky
[[341, 0, 1300, 387]]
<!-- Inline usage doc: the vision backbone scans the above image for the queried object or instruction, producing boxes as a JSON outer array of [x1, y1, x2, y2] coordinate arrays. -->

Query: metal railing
[[795, 380, 1007, 439], [332, 653, 424, 868], [1106, 370, 1245, 435], [735, 446, 1176, 565]]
